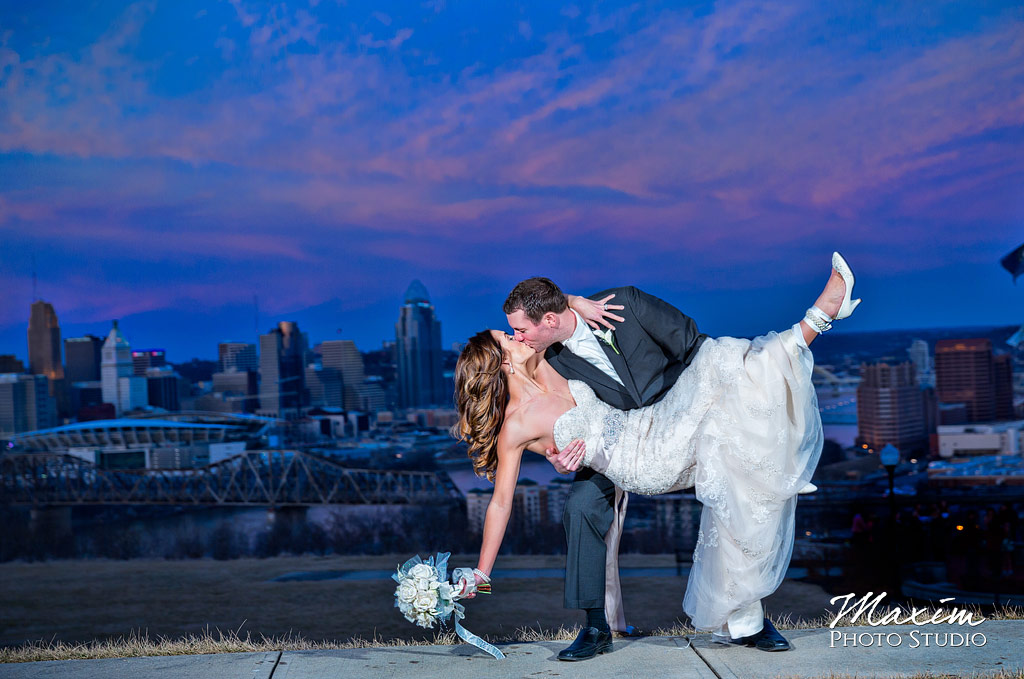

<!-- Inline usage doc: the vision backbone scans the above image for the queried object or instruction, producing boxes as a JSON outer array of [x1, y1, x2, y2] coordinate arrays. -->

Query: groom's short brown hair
[[503, 277, 567, 323]]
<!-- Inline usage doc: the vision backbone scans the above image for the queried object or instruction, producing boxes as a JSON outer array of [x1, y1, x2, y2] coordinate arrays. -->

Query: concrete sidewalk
[[1, 621, 1020, 679]]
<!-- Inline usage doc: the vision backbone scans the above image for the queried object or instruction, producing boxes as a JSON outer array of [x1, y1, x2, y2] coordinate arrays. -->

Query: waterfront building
[[0, 373, 55, 435], [258, 322, 308, 418], [395, 280, 444, 408], [100, 321, 148, 416], [64, 335, 103, 382], [12, 413, 273, 469], [936, 420, 1023, 458], [132, 349, 166, 376], [219, 342, 258, 373], [856, 362, 928, 454], [935, 338, 1003, 423]]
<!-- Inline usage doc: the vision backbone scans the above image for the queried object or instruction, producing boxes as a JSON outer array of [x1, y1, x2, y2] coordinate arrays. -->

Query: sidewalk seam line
[[689, 640, 725, 679], [266, 650, 283, 679]]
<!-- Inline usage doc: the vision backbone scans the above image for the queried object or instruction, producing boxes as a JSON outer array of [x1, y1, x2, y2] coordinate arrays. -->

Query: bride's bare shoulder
[[497, 408, 537, 454]]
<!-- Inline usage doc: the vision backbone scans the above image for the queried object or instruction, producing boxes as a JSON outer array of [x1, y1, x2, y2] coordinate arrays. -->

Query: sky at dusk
[[1, 0, 1022, 362]]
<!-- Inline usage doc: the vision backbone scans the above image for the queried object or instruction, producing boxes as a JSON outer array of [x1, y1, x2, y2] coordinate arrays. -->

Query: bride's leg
[[800, 265, 848, 346]]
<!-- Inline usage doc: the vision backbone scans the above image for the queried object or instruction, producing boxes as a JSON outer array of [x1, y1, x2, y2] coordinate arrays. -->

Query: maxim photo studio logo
[[828, 593, 986, 649]]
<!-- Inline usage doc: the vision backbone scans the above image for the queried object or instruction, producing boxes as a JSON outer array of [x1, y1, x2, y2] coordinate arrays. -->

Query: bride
[[452, 253, 860, 642]]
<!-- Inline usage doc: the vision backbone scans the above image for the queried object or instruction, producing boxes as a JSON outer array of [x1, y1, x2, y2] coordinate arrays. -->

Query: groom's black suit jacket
[[544, 286, 707, 411]]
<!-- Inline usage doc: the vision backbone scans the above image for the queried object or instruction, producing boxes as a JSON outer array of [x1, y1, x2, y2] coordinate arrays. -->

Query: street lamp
[[880, 444, 900, 596]]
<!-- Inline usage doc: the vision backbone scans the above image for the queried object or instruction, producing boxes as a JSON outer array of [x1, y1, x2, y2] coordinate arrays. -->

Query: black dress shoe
[[729, 618, 790, 652], [557, 626, 613, 661]]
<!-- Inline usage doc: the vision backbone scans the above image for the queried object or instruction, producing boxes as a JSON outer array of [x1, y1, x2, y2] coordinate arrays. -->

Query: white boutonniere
[[593, 327, 620, 354]]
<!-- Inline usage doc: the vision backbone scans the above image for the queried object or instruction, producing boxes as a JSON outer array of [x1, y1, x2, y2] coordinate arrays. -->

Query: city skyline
[[1, 1, 1022, 360]]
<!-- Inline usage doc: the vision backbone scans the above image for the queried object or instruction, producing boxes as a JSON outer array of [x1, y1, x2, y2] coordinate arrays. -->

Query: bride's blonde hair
[[452, 331, 507, 482]]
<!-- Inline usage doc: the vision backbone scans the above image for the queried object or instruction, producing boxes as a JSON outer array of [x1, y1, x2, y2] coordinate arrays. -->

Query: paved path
[[1, 622, 1020, 678]]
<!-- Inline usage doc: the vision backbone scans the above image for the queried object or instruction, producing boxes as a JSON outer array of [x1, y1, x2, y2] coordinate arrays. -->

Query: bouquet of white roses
[[392, 552, 503, 659], [392, 553, 458, 628]]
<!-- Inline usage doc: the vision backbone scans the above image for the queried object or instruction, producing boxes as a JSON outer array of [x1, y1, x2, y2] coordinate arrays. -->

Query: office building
[[132, 349, 166, 376], [908, 339, 934, 387], [64, 335, 103, 382], [101, 321, 148, 415], [320, 339, 386, 411], [211, 370, 258, 413], [994, 355, 1014, 421], [857, 362, 927, 454], [219, 342, 258, 373], [935, 339, 1014, 423], [395, 280, 444, 408], [0, 355, 25, 373], [27, 300, 67, 416], [0, 373, 56, 435], [146, 366, 187, 411], [258, 322, 308, 418], [27, 301, 63, 382], [305, 363, 344, 409]]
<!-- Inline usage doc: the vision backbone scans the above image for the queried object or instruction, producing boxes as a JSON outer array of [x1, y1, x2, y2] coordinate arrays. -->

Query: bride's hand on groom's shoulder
[[545, 439, 586, 474], [569, 293, 625, 330]]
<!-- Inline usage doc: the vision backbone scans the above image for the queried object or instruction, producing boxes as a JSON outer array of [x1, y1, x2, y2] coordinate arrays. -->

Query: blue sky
[[1, 0, 1022, 360]]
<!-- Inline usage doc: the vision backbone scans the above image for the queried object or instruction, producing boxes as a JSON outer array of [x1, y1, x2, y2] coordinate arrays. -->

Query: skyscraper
[[908, 339, 934, 387], [935, 339, 997, 423], [0, 374, 55, 434], [27, 300, 67, 416], [132, 349, 166, 376], [857, 362, 927, 454], [64, 335, 103, 382], [218, 342, 258, 373], [994, 354, 1014, 421], [101, 321, 148, 416], [0, 355, 25, 373], [395, 280, 444, 408], [320, 339, 385, 411], [258, 322, 308, 418], [27, 301, 63, 382]]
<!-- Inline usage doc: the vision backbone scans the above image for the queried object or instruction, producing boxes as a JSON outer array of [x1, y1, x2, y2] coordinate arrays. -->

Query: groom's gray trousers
[[545, 285, 708, 611], [563, 467, 618, 608]]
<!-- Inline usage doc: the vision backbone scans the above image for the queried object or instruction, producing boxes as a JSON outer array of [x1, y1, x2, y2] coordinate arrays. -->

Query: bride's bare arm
[[566, 293, 624, 330], [475, 430, 526, 577]]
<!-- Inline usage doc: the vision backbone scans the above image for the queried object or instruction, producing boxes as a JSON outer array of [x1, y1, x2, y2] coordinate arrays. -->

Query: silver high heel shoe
[[803, 252, 861, 333]]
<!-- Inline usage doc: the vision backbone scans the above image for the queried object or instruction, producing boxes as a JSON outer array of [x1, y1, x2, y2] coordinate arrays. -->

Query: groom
[[503, 277, 791, 660]]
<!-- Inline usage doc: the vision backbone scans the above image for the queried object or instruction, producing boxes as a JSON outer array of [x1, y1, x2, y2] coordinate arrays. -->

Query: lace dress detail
[[552, 324, 823, 634]]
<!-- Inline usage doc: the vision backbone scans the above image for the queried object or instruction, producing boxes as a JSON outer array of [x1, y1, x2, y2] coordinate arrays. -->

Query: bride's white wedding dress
[[552, 323, 822, 634]]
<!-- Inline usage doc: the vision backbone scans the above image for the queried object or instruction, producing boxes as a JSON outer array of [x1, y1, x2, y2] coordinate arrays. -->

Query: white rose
[[409, 564, 435, 580], [416, 577, 434, 591], [397, 581, 418, 603], [416, 611, 434, 628], [414, 591, 438, 612]]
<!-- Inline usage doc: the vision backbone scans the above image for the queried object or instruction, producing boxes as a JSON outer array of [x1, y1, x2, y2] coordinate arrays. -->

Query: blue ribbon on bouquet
[[454, 619, 506, 660], [395, 553, 505, 660]]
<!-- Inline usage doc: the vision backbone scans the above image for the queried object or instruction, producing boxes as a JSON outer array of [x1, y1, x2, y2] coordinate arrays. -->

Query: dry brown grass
[[2, 555, 1022, 665]]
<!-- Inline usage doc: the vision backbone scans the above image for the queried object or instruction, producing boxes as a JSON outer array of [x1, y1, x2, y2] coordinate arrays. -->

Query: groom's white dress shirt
[[561, 310, 624, 386]]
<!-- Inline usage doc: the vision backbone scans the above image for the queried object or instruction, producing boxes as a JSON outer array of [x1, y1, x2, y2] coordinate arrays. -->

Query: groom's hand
[[544, 439, 586, 474]]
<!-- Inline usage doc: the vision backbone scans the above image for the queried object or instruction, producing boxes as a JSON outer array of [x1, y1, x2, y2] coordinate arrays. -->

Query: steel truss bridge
[[0, 450, 463, 507]]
